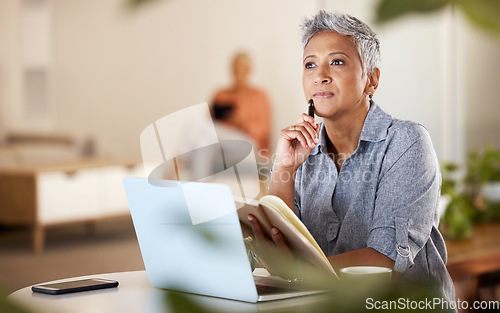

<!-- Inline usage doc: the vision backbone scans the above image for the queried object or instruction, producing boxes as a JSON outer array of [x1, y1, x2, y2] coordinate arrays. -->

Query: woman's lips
[[313, 91, 334, 98]]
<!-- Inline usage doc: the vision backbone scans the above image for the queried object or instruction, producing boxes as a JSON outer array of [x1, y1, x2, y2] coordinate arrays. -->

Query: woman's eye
[[331, 59, 345, 66], [304, 62, 315, 69]]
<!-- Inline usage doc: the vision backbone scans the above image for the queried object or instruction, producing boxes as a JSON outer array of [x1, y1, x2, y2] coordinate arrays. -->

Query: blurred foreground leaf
[[375, 0, 500, 36], [375, 0, 451, 24], [126, 0, 165, 9], [163, 270, 444, 313], [166, 291, 216, 313], [0, 294, 36, 313], [456, 0, 500, 35]]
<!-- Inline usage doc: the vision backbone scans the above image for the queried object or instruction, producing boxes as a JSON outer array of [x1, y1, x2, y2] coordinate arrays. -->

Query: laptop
[[123, 177, 321, 303]]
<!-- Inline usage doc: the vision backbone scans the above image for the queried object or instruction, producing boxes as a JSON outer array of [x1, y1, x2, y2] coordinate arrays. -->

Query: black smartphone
[[32, 278, 119, 295]]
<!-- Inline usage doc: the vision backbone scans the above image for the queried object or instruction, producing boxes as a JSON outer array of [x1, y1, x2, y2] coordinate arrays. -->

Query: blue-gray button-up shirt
[[293, 102, 455, 303]]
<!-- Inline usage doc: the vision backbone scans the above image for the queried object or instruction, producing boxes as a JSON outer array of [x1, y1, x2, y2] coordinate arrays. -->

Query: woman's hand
[[247, 214, 298, 279], [268, 114, 319, 209], [274, 114, 319, 172]]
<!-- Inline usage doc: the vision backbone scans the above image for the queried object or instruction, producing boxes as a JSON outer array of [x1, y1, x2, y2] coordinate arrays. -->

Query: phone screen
[[32, 278, 118, 294], [41, 279, 112, 289]]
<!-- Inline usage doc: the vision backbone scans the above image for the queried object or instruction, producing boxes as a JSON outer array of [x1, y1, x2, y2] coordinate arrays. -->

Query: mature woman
[[248, 11, 455, 304]]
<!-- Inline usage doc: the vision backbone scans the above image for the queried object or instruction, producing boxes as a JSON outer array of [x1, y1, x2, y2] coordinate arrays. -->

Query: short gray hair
[[301, 11, 380, 74]]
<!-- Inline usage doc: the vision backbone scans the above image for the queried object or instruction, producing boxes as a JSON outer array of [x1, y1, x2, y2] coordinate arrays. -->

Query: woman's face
[[302, 31, 372, 119]]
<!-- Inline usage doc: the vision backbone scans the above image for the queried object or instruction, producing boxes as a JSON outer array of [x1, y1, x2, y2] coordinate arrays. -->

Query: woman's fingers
[[294, 124, 318, 146], [248, 214, 266, 243], [297, 113, 316, 127], [278, 113, 319, 148], [271, 227, 292, 255], [290, 114, 318, 146], [281, 127, 314, 149], [282, 122, 318, 149], [274, 113, 321, 171], [248, 215, 291, 254], [247, 215, 296, 279]]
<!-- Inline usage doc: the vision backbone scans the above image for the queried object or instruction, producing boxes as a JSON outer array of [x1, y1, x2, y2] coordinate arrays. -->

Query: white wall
[[53, 0, 316, 158], [462, 23, 500, 153], [0, 0, 55, 135], [324, 0, 500, 162], [0, 1, 22, 141], [4, 0, 500, 162]]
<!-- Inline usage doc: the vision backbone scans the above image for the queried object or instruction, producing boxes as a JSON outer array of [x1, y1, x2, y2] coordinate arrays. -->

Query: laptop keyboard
[[255, 284, 296, 295]]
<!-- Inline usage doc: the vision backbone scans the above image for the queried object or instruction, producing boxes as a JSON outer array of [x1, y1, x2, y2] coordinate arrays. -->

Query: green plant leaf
[[443, 162, 459, 172], [126, 0, 164, 9], [0, 294, 36, 313], [374, 0, 451, 24], [456, 0, 500, 35], [165, 291, 217, 313]]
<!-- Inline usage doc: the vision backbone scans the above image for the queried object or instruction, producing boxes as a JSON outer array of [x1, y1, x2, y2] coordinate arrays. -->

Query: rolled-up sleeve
[[367, 126, 441, 273]]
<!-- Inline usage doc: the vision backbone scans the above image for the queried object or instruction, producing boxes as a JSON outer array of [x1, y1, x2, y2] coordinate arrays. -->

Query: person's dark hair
[[302, 11, 381, 74]]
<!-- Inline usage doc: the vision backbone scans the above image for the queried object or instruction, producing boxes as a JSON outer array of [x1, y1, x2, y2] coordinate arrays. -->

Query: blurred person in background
[[212, 52, 272, 159]]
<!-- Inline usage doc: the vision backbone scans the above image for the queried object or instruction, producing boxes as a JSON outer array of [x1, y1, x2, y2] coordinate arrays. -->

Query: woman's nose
[[314, 65, 332, 84]]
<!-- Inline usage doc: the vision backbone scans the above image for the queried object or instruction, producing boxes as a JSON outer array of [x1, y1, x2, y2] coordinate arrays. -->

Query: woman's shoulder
[[387, 118, 431, 146], [375, 117, 439, 176], [381, 117, 436, 163]]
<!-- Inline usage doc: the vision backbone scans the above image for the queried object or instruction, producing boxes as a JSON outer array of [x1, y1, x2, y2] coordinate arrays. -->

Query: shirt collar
[[359, 101, 393, 142], [309, 101, 393, 156]]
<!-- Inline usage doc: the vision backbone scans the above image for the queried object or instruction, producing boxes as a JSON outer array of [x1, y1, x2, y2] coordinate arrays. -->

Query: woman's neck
[[323, 101, 370, 166]]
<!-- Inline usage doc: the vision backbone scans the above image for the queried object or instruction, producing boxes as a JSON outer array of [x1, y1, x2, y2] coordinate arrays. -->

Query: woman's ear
[[365, 68, 380, 96]]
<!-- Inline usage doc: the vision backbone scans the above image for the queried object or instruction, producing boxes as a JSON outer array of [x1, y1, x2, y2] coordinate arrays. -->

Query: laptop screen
[[123, 178, 258, 302]]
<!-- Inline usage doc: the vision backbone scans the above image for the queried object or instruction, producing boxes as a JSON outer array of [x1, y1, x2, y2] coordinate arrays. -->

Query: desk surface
[[446, 223, 500, 279], [8, 270, 327, 313], [10, 225, 499, 313]]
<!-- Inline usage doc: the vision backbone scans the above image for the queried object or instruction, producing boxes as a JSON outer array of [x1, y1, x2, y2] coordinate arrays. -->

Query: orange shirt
[[213, 87, 271, 157]]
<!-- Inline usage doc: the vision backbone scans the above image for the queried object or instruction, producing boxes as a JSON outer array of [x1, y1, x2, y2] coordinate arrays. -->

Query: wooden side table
[[446, 223, 500, 312], [0, 158, 143, 252]]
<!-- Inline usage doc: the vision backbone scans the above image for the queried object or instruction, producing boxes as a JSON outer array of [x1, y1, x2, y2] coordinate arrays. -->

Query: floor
[[0, 218, 144, 295]]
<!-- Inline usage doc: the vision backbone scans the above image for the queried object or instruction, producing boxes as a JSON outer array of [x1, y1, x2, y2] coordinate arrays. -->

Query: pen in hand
[[308, 99, 315, 118]]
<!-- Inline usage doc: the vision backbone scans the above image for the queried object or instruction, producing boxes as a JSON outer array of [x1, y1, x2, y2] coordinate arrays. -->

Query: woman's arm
[[268, 166, 297, 211], [249, 216, 396, 278], [246, 114, 318, 277], [268, 113, 319, 210], [328, 248, 395, 273]]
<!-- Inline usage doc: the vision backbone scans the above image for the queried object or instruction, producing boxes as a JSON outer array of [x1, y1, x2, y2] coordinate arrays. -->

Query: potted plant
[[440, 163, 474, 239], [464, 146, 500, 221], [440, 146, 500, 239], [467, 146, 500, 200]]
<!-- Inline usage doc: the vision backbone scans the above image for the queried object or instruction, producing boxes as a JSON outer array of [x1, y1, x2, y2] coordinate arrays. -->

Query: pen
[[308, 99, 315, 118]]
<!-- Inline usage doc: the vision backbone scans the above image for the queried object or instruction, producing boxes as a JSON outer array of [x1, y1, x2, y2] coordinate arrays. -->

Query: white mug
[[339, 266, 393, 283]]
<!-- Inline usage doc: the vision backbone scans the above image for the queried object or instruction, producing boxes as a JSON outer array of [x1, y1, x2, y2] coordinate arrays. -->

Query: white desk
[[8, 271, 328, 313]]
